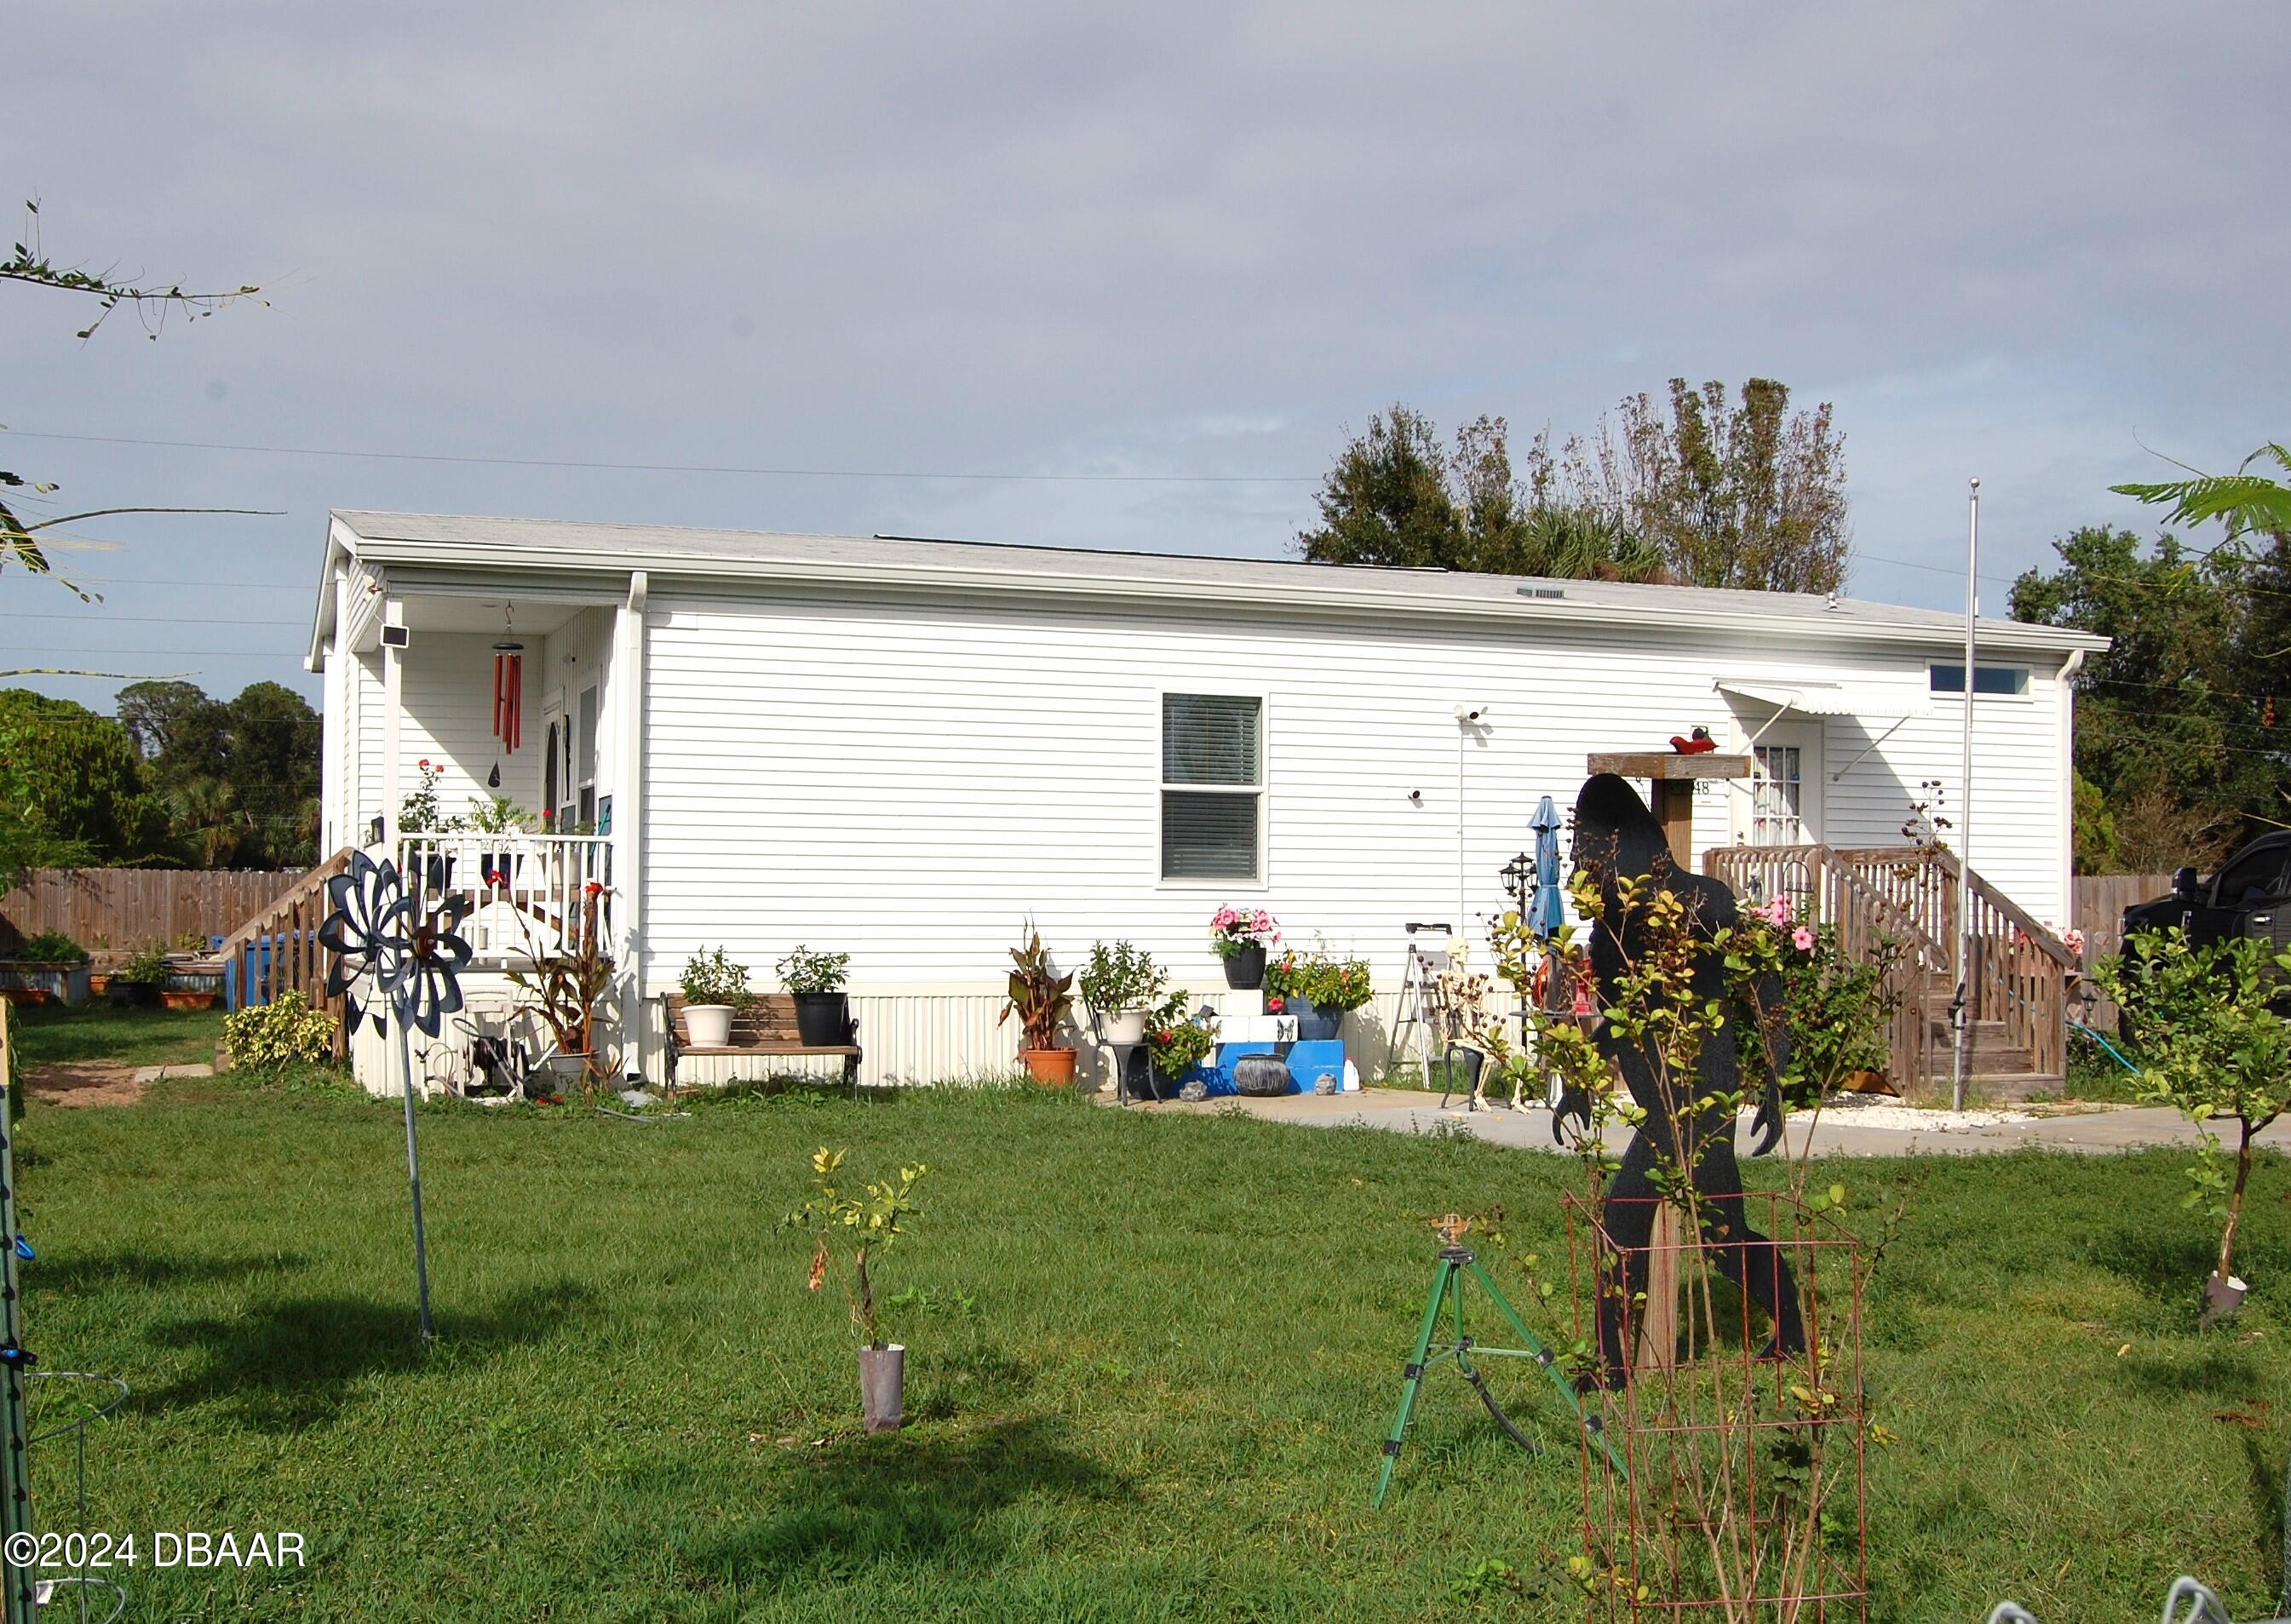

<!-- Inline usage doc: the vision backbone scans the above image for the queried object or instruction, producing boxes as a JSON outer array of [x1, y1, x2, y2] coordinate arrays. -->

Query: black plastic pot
[[1289, 997, 1341, 1042], [1222, 944, 1266, 990], [793, 990, 850, 1047]]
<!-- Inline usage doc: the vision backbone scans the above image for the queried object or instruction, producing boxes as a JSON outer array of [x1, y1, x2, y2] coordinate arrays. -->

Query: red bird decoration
[[1669, 726, 1717, 755]]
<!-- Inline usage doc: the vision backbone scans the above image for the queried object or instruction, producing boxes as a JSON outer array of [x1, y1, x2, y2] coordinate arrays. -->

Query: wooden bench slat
[[681, 1042, 862, 1057], [662, 992, 859, 1072]]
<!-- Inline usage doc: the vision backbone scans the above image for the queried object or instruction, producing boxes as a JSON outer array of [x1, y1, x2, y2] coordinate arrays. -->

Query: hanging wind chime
[[490, 604, 524, 790]]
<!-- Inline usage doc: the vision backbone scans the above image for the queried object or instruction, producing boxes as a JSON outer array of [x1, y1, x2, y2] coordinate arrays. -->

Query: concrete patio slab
[[1102, 1086, 2291, 1158]]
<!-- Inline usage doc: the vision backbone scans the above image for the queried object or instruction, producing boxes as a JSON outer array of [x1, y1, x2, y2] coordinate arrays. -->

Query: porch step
[[1921, 1016, 2034, 1076], [1899, 1072, 2065, 1105]]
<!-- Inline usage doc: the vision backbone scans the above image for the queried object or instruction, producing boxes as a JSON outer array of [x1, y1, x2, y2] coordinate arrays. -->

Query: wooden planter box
[[162, 988, 221, 1012], [0, 961, 93, 1004]]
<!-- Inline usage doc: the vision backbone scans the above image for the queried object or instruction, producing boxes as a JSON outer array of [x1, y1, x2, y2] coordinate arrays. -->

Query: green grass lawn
[[10, 1001, 225, 1071], [16, 1036, 2289, 1622]]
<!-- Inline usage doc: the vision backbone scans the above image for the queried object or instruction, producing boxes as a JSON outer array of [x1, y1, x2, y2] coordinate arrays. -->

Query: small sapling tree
[[2097, 928, 2291, 1322], [789, 1147, 928, 1349]]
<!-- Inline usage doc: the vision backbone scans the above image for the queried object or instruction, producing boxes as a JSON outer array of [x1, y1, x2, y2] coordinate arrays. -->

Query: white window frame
[[1155, 687, 1270, 890]]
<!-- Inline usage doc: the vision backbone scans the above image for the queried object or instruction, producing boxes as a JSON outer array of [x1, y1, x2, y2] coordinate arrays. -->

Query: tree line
[[0, 680, 321, 883]]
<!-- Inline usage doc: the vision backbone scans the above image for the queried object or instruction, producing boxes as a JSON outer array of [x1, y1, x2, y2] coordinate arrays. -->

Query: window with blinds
[[1161, 692, 1263, 881]]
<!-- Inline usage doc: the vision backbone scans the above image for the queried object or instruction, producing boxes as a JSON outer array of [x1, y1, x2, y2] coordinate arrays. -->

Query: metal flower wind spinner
[[318, 848, 473, 1339]]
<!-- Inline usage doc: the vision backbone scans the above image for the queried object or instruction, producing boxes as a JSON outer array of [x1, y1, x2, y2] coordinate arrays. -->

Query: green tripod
[[1373, 1224, 1627, 1507]]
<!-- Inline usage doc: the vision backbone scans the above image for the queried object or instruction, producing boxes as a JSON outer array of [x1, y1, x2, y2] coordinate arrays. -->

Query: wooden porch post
[[614, 571, 649, 1086]]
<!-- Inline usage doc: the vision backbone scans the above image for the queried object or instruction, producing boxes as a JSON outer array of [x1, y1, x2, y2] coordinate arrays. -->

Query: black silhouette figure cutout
[[1554, 773, 1807, 1385]]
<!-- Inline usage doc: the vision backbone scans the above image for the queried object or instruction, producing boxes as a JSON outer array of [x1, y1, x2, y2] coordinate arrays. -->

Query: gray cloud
[[4, 0, 2284, 703]]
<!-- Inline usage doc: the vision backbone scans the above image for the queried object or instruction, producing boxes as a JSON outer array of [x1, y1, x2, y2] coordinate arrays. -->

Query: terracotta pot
[[858, 1343, 904, 1434], [1020, 1047, 1077, 1086]]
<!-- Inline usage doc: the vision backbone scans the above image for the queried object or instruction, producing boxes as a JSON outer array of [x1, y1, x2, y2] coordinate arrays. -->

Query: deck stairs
[[1703, 844, 2074, 1102]]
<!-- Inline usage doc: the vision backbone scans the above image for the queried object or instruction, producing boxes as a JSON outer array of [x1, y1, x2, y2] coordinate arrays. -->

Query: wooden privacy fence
[[2070, 873, 2173, 1032], [0, 868, 305, 955]]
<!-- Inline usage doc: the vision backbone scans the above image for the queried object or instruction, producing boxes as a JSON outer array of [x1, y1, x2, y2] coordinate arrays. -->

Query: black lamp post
[[1499, 852, 1536, 915]]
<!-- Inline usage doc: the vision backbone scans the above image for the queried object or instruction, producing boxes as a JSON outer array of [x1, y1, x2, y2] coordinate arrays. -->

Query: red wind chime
[[492, 603, 525, 757]]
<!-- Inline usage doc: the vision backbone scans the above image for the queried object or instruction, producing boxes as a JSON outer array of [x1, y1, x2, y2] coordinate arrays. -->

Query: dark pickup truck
[[2122, 832, 2291, 955]]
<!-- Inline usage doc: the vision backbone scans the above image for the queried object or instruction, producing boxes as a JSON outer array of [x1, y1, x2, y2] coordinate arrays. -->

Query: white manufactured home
[[301, 511, 2104, 1094]]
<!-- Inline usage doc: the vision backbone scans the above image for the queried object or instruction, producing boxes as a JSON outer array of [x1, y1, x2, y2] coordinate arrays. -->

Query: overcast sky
[[5, 2, 2284, 708]]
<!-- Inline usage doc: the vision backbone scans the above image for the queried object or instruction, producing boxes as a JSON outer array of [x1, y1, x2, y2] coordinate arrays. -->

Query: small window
[[1929, 663, 2030, 696], [1161, 693, 1262, 881]]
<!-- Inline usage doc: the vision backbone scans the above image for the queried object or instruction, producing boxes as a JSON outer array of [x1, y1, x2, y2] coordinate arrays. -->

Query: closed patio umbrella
[[1528, 795, 1565, 941]]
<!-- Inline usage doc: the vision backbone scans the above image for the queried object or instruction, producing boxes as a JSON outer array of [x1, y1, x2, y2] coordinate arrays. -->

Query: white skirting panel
[[344, 978, 1536, 1096]]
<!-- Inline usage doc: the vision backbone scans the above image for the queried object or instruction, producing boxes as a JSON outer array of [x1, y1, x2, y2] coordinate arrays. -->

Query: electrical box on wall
[[381, 624, 411, 648]]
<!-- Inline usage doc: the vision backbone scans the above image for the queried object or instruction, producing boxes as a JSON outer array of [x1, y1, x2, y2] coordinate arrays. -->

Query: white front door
[[1737, 721, 1823, 846]]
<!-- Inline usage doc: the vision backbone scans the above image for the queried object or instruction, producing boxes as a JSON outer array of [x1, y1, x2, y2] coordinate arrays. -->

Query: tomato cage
[[26, 1371, 130, 1624], [1565, 1191, 1869, 1624]]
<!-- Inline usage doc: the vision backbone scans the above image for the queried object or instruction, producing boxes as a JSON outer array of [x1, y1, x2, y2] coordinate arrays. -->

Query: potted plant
[[1147, 991, 1219, 1085], [1078, 940, 1165, 1045], [505, 881, 615, 1096], [1278, 945, 1374, 1042], [1000, 926, 1077, 1085], [116, 946, 172, 1009], [1209, 907, 1280, 990], [788, 1147, 929, 1434], [778, 945, 853, 1047], [680, 946, 753, 1048]]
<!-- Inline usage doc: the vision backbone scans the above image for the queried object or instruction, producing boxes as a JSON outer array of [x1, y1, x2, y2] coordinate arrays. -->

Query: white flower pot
[[685, 1004, 736, 1047], [1101, 1010, 1148, 1045]]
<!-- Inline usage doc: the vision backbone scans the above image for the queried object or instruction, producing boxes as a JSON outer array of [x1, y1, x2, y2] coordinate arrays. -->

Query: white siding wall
[[638, 585, 2074, 1083], [397, 633, 531, 826], [353, 651, 385, 840]]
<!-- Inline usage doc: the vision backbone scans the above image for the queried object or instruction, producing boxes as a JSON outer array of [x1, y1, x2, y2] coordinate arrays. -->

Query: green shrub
[[1078, 940, 1164, 1012], [119, 946, 173, 985], [775, 944, 850, 994], [10, 930, 88, 964], [223, 992, 339, 1070]]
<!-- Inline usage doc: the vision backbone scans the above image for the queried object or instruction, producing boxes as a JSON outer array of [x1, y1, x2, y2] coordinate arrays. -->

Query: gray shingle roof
[[326, 509, 2107, 658]]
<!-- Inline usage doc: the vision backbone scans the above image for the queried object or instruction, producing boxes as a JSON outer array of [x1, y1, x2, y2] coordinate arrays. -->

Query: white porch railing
[[393, 834, 614, 961]]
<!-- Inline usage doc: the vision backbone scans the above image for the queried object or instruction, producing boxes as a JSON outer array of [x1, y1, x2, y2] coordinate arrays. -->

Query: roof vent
[[1517, 586, 1566, 600]]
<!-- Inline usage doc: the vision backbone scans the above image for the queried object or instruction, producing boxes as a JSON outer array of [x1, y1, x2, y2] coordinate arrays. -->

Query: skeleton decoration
[[319, 849, 472, 1338]]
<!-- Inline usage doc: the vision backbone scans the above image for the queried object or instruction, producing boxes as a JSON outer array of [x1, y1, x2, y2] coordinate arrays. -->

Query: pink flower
[[2062, 927, 2087, 956], [1791, 927, 1816, 952]]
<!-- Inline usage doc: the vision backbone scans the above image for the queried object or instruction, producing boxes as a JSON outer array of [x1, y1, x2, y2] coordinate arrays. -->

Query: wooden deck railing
[[1702, 842, 2074, 1085], [212, 847, 356, 1056]]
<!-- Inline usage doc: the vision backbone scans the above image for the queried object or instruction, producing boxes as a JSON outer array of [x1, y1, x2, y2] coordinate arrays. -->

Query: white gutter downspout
[[617, 571, 649, 1085]]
